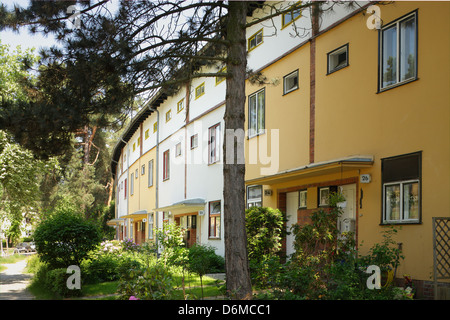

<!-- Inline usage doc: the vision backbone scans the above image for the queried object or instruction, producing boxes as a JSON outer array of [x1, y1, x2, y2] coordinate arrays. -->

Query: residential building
[[109, 1, 450, 299]]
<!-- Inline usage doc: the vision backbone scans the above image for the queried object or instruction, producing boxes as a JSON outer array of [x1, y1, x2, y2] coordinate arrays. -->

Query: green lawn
[[80, 274, 225, 300]]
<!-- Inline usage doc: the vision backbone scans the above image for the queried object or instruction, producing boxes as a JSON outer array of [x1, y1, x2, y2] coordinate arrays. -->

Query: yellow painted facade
[[244, 1, 450, 293]]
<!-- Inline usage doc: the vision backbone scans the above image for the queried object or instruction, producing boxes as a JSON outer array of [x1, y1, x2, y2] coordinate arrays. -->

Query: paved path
[[0, 259, 34, 300]]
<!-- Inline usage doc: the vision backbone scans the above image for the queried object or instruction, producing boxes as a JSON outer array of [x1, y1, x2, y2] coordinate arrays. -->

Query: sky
[[1, 0, 59, 52]]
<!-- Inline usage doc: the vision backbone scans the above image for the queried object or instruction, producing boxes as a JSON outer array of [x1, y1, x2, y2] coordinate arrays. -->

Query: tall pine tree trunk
[[223, 1, 252, 300]]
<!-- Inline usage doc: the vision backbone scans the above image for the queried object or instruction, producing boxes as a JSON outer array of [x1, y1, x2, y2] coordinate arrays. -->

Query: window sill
[[377, 77, 418, 94], [380, 220, 421, 226], [326, 63, 349, 75]]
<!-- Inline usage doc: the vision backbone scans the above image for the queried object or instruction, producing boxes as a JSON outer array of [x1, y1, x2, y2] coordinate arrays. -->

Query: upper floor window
[[248, 88, 265, 138], [327, 44, 348, 74], [248, 29, 263, 51], [145, 128, 150, 140], [283, 70, 299, 94], [379, 11, 417, 91], [195, 82, 205, 99], [208, 123, 221, 164], [163, 150, 170, 181], [216, 67, 226, 85], [153, 121, 158, 133], [165, 109, 172, 122], [177, 99, 184, 113], [282, 2, 302, 28]]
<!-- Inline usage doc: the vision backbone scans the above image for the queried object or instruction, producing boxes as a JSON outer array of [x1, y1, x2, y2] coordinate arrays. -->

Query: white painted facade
[[110, 1, 365, 256]]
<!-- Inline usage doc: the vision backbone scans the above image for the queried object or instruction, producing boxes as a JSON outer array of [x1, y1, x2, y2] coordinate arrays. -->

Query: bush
[[187, 244, 225, 275], [245, 206, 286, 288], [33, 209, 102, 269], [117, 261, 175, 300], [44, 268, 82, 298]]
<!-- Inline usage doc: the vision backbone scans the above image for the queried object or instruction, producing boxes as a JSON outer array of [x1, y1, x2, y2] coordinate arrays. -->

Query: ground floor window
[[209, 201, 221, 239], [247, 185, 262, 208], [382, 152, 421, 224]]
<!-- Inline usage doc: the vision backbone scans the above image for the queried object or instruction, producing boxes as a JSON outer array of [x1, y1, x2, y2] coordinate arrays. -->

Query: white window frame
[[283, 70, 299, 94], [248, 88, 265, 138], [299, 190, 307, 208], [327, 44, 349, 74], [148, 213, 154, 239], [383, 179, 420, 224], [208, 123, 221, 164], [175, 142, 182, 157], [148, 159, 154, 187], [379, 11, 417, 91], [247, 185, 262, 209]]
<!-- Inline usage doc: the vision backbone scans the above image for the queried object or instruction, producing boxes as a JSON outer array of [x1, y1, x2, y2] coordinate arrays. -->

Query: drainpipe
[[120, 138, 130, 239], [148, 104, 160, 255]]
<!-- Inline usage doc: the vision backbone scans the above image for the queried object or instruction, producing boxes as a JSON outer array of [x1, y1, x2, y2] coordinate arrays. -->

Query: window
[[248, 29, 263, 51], [319, 187, 329, 207], [248, 88, 265, 138], [132, 142, 136, 152], [148, 159, 154, 187], [153, 121, 158, 133], [282, 2, 302, 28], [137, 137, 141, 147], [124, 179, 127, 199], [190, 134, 198, 149], [247, 185, 262, 208], [216, 67, 226, 85], [209, 201, 221, 238], [165, 109, 172, 122], [283, 70, 299, 94], [177, 99, 184, 113], [195, 83, 205, 99], [163, 150, 170, 181], [379, 11, 417, 91], [175, 142, 182, 157], [141, 164, 145, 175], [382, 152, 421, 224], [145, 129, 150, 140], [130, 173, 134, 195], [208, 123, 221, 164], [327, 44, 349, 74], [299, 190, 307, 208], [148, 213, 154, 239]]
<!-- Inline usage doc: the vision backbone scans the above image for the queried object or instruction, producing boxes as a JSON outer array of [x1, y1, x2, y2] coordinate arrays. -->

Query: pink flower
[[129, 296, 140, 300]]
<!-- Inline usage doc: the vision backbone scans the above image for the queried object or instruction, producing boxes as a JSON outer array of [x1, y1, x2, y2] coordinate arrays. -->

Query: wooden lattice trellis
[[432, 217, 450, 300]]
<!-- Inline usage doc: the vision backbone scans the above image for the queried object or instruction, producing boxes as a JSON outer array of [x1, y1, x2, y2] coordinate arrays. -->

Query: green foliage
[[245, 206, 286, 288], [359, 226, 404, 273], [33, 209, 102, 269], [255, 192, 407, 300], [187, 244, 225, 275], [117, 260, 175, 300], [155, 223, 188, 267]]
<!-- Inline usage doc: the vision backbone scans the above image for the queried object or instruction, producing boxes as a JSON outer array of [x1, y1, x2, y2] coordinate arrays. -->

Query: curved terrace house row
[[109, 1, 450, 299]]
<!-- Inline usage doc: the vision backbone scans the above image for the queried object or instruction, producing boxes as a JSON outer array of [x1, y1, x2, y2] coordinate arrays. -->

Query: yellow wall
[[245, 1, 450, 282], [127, 146, 157, 240], [314, 1, 450, 281], [245, 42, 310, 181]]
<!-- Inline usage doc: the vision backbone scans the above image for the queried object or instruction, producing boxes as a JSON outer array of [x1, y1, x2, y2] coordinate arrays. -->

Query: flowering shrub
[[98, 240, 122, 254], [122, 238, 141, 252]]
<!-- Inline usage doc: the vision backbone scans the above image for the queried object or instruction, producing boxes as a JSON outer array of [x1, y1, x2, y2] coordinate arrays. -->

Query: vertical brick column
[[309, 38, 316, 164]]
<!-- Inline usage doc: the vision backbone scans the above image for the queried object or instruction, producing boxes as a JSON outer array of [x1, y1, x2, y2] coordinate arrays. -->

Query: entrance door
[[338, 184, 356, 235], [286, 191, 299, 258]]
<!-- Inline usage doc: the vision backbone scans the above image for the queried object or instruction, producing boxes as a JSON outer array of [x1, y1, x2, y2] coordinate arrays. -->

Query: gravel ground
[[0, 258, 34, 300]]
